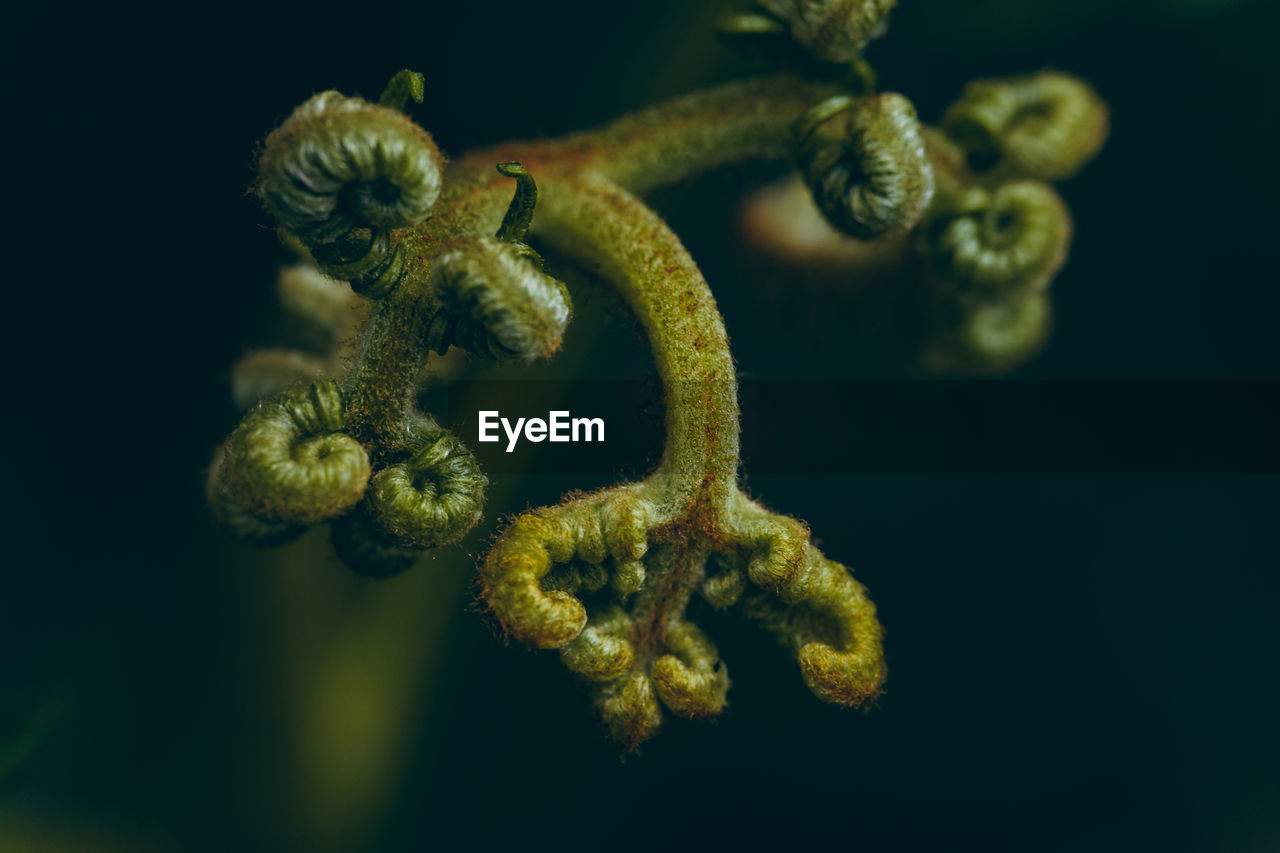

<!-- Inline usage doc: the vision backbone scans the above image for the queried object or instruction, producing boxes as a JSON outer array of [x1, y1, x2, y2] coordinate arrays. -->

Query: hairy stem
[[550, 75, 838, 194], [338, 178, 514, 452], [341, 73, 839, 455], [534, 175, 741, 519]]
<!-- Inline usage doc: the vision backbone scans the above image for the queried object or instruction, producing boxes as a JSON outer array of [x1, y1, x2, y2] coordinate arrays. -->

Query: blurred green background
[[6, 0, 1279, 849]]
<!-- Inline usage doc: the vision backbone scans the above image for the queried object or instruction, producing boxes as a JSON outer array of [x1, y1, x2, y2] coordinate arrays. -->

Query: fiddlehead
[[925, 292, 1055, 374], [920, 180, 1072, 301], [311, 228, 408, 299], [332, 425, 487, 577], [427, 236, 571, 363], [737, 68, 1106, 375], [365, 429, 487, 549], [206, 443, 306, 547], [941, 70, 1109, 181], [425, 163, 570, 363], [217, 3, 1112, 750], [914, 180, 1072, 372], [560, 604, 636, 682], [214, 74, 576, 571], [754, 0, 897, 62], [256, 85, 443, 297], [478, 178, 884, 749], [377, 68, 425, 112], [493, 162, 538, 246], [257, 90, 441, 243], [794, 91, 935, 239], [724, 490, 886, 706], [482, 487, 655, 650], [648, 619, 731, 719], [222, 379, 371, 525]]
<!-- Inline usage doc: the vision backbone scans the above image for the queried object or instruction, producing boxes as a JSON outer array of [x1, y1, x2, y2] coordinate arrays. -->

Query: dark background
[[4, 0, 1278, 850]]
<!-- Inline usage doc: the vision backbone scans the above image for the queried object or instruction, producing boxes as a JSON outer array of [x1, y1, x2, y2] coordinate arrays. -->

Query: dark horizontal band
[[435, 380, 1280, 476]]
